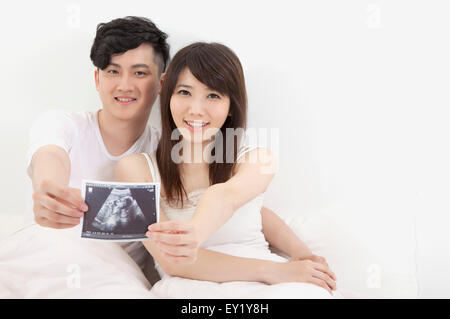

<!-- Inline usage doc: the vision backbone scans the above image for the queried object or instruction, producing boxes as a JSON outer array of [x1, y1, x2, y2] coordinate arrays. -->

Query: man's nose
[[117, 74, 134, 92]]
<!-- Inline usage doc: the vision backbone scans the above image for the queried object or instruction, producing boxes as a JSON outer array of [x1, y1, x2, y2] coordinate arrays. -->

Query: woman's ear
[[159, 72, 166, 94]]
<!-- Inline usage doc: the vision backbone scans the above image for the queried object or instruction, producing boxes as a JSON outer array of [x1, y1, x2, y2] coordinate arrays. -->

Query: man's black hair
[[90, 16, 169, 73]]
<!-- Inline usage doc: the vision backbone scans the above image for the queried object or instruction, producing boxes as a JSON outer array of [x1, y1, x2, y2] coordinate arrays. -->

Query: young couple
[[29, 16, 337, 297]]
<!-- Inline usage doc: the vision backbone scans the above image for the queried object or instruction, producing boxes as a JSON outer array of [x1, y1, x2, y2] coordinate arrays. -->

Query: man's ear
[[158, 72, 166, 94], [94, 68, 100, 91]]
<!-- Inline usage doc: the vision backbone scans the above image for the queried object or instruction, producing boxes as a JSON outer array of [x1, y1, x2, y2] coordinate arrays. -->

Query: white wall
[[1, 0, 449, 297]]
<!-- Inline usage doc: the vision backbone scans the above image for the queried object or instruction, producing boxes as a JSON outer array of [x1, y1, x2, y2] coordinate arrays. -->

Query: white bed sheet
[[0, 223, 154, 298], [0, 213, 391, 299]]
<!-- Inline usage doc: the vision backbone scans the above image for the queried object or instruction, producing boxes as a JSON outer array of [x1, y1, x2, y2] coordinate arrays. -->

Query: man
[[28, 16, 227, 269], [28, 16, 169, 270]]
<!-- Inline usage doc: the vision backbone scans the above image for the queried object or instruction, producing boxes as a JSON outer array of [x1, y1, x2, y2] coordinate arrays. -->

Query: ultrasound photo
[[81, 180, 160, 241]]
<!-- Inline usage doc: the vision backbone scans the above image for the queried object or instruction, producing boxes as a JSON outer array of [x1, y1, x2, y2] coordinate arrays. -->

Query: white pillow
[[280, 207, 418, 298]]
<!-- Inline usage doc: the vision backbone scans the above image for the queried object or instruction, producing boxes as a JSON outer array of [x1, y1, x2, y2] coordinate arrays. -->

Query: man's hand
[[32, 179, 88, 229], [147, 221, 199, 264]]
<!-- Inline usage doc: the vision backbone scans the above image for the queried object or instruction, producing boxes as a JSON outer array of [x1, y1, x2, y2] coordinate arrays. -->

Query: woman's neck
[[180, 139, 215, 165]]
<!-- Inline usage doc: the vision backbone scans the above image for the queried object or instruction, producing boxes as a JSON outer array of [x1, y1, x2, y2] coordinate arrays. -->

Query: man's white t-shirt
[[26, 109, 160, 270]]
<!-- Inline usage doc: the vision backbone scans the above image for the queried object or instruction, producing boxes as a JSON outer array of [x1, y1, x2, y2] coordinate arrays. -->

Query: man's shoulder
[[147, 125, 161, 139], [33, 109, 97, 125], [139, 125, 161, 153]]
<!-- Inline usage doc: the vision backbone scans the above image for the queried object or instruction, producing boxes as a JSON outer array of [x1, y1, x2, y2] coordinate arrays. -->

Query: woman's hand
[[267, 259, 337, 295], [147, 221, 200, 264], [292, 253, 333, 271]]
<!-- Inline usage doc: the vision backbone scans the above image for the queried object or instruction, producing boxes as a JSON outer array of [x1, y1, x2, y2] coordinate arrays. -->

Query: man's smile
[[115, 96, 137, 105]]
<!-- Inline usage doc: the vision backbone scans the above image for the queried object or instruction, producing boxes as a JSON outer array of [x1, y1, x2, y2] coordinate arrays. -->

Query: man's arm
[[30, 145, 87, 228]]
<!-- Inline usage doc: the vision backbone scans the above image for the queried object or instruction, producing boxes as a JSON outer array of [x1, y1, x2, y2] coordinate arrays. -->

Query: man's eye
[[135, 71, 147, 76]]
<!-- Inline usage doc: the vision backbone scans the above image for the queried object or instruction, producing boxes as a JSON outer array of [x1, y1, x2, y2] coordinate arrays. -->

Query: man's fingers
[[39, 206, 81, 225], [40, 181, 87, 211], [40, 195, 84, 218], [36, 216, 78, 229]]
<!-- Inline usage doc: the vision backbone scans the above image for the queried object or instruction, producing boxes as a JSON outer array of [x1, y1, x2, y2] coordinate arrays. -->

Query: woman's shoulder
[[115, 153, 154, 183], [231, 146, 277, 179], [236, 146, 276, 167]]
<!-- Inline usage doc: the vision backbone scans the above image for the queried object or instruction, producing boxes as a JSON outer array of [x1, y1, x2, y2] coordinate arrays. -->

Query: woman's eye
[[208, 93, 220, 99], [178, 89, 191, 96], [107, 69, 119, 75]]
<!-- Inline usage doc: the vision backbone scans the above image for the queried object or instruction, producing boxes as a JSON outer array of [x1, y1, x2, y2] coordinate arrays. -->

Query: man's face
[[95, 43, 162, 123]]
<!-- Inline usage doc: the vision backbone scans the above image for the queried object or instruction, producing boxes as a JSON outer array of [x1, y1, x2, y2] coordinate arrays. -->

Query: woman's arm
[[261, 207, 337, 281], [115, 154, 336, 292], [146, 226, 335, 293], [114, 153, 271, 282], [149, 148, 277, 245], [260, 207, 313, 260]]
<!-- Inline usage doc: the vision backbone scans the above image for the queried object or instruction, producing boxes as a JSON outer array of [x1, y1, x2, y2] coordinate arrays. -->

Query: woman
[[115, 42, 338, 298]]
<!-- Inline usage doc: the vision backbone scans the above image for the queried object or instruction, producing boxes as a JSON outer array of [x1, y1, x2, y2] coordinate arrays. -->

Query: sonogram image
[[81, 181, 159, 241], [92, 188, 146, 232]]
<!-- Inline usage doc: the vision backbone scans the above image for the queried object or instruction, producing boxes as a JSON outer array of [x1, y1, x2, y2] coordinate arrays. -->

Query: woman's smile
[[184, 120, 210, 131]]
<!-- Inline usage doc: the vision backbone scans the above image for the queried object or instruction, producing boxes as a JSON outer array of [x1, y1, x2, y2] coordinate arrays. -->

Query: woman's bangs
[[186, 53, 230, 96]]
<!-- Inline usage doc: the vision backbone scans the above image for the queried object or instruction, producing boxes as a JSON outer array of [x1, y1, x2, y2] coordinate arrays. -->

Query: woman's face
[[170, 68, 230, 145]]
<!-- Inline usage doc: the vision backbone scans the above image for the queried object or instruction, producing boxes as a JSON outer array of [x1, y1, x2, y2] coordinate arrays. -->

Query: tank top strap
[[236, 145, 260, 162], [141, 152, 161, 183]]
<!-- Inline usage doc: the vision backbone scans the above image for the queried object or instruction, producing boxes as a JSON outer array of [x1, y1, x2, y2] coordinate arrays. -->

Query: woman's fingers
[[147, 231, 196, 248], [308, 277, 332, 295], [158, 250, 196, 264], [147, 221, 199, 256], [312, 261, 337, 282], [153, 240, 196, 258], [148, 220, 193, 233], [312, 269, 337, 291], [146, 221, 199, 263]]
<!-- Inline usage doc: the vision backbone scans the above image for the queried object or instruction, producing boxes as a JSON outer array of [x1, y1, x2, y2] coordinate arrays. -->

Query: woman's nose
[[188, 97, 205, 115]]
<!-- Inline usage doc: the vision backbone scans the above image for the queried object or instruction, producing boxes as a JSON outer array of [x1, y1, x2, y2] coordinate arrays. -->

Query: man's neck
[[97, 110, 148, 156]]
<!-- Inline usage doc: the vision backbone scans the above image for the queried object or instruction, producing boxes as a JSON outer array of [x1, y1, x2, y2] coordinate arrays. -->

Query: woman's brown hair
[[157, 42, 247, 205]]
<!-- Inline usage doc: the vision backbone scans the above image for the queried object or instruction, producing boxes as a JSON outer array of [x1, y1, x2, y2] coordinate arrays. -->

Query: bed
[[0, 209, 418, 299]]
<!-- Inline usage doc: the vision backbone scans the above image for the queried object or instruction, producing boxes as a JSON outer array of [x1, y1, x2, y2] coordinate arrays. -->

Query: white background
[[0, 0, 449, 298]]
